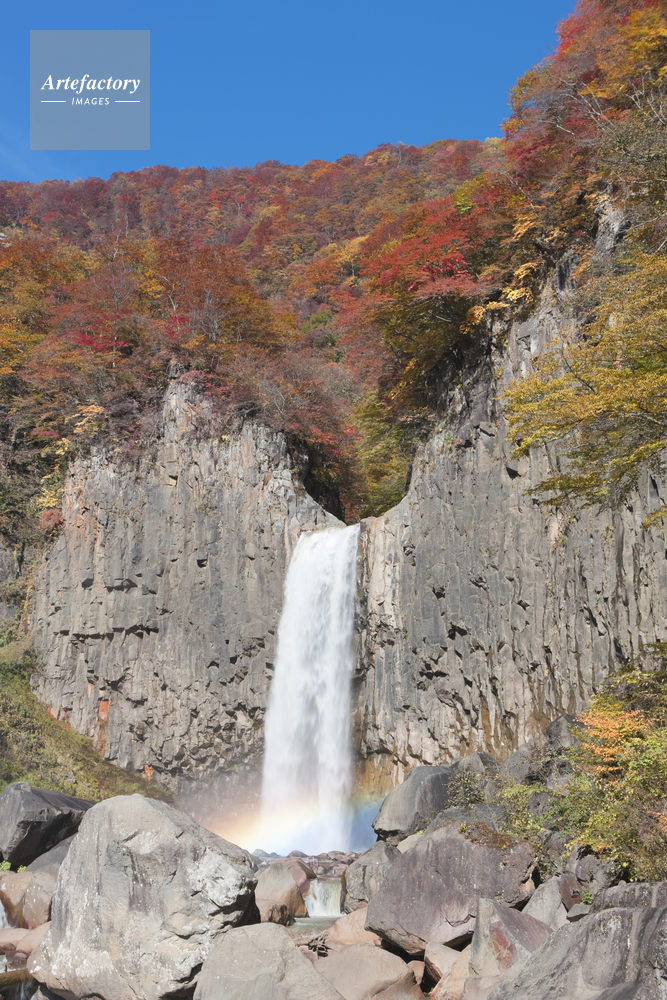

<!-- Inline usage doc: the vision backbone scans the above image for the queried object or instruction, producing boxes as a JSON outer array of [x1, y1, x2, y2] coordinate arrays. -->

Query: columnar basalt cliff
[[28, 287, 667, 795], [353, 283, 667, 792], [30, 385, 338, 788]]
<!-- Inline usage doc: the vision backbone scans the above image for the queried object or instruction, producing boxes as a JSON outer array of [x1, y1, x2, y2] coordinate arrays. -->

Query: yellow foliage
[[505, 249, 667, 514]]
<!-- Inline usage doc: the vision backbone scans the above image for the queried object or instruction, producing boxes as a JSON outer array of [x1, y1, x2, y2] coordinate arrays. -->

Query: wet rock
[[468, 898, 551, 977], [317, 942, 408, 1000], [343, 842, 399, 912], [256, 861, 308, 922], [0, 783, 91, 867], [194, 922, 343, 1000], [366, 825, 536, 954], [327, 906, 382, 949], [28, 794, 257, 1000], [488, 906, 667, 1000]]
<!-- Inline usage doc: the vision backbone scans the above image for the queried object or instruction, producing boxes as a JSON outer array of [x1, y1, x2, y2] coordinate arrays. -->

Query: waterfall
[[258, 524, 360, 855], [305, 877, 343, 917]]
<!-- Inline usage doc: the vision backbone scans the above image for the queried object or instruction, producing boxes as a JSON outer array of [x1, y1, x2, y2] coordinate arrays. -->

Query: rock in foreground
[[366, 825, 535, 953], [194, 922, 344, 1000], [488, 906, 667, 1000], [0, 782, 91, 867], [316, 942, 414, 1000], [29, 794, 257, 1000]]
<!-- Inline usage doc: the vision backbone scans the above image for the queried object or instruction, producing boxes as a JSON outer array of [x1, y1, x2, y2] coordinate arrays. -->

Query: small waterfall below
[[259, 524, 360, 855], [305, 877, 343, 917]]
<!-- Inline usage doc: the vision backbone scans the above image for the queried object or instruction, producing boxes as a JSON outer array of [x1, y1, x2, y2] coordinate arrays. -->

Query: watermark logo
[[31, 30, 150, 150]]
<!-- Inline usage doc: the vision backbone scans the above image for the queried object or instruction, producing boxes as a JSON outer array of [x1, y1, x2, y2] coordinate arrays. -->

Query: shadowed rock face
[[354, 285, 667, 790], [31, 384, 338, 790], [0, 783, 91, 867]]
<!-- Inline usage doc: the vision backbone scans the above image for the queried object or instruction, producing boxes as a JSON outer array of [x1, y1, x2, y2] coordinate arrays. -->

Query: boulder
[[255, 861, 308, 922], [0, 783, 91, 867], [487, 906, 667, 1000], [9, 922, 50, 964], [371, 970, 424, 999], [545, 715, 584, 754], [407, 961, 425, 986], [424, 943, 460, 983], [372, 758, 497, 846], [283, 856, 316, 896], [592, 881, 667, 911], [425, 805, 504, 836], [0, 871, 33, 924], [28, 794, 257, 1000], [372, 767, 455, 844], [397, 834, 424, 854], [0, 927, 30, 953], [343, 842, 399, 912], [327, 906, 382, 949], [0, 836, 76, 930], [522, 880, 568, 930], [25, 835, 75, 872], [317, 942, 408, 1000], [565, 847, 622, 897], [468, 898, 551, 977], [19, 868, 57, 928], [366, 825, 536, 954], [193, 922, 343, 1000], [498, 740, 537, 784], [431, 945, 471, 1000]]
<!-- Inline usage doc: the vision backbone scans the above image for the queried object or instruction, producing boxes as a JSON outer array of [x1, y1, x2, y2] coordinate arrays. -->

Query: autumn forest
[[3, 0, 667, 542]]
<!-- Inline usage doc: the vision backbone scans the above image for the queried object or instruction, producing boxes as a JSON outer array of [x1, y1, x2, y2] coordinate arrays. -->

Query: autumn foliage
[[3, 0, 667, 535]]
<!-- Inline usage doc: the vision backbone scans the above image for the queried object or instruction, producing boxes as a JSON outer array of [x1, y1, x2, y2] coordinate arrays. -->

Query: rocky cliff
[[27, 284, 667, 796], [354, 281, 667, 791], [30, 385, 337, 788]]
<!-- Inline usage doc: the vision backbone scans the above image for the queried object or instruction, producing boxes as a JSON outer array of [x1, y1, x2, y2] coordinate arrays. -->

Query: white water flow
[[0, 902, 8, 973], [259, 524, 360, 856], [305, 877, 343, 917]]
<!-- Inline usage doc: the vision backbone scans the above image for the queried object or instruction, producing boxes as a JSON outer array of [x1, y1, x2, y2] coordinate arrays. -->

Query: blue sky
[[2, 0, 575, 183]]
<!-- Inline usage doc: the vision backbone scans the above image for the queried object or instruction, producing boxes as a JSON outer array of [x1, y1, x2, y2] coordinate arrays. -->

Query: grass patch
[[0, 635, 170, 802]]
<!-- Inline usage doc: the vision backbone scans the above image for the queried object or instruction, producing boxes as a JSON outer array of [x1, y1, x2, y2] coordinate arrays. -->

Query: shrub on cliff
[[555, 657, 667, 881]]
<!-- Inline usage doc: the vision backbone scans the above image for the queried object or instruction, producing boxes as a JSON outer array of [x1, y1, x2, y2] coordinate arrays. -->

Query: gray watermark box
[[31, 30, 150, 150]]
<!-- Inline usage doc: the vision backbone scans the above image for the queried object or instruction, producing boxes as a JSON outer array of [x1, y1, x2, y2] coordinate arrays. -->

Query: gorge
[[10, 277, 663, 813]]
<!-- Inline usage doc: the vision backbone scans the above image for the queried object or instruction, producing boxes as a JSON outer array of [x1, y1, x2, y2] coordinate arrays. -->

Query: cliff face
[[31, 385, 337, 788], [354, 283, 667, 791], [28, 286, 667, 796]]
